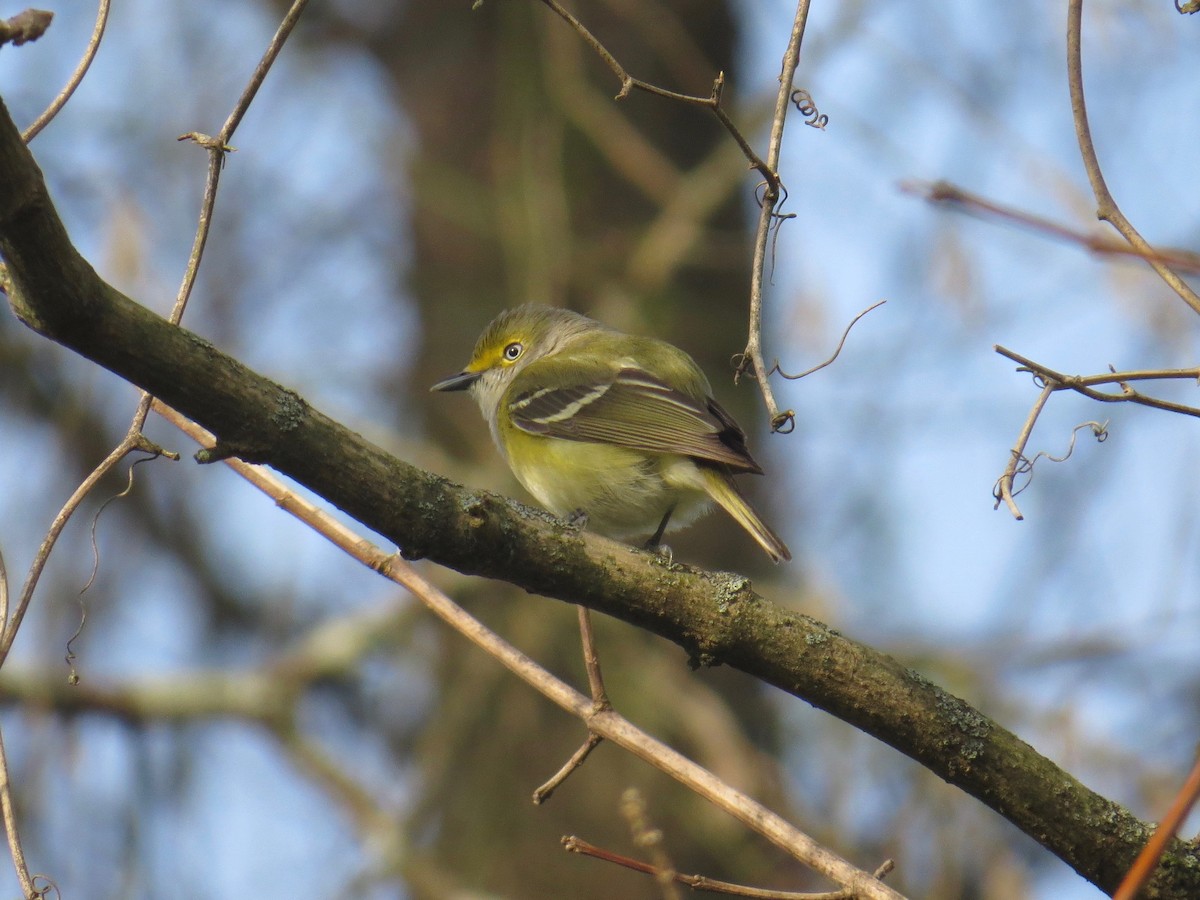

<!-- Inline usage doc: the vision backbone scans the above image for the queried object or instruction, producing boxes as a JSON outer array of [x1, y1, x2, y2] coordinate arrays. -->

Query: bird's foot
[[643, 540, 674, 566]]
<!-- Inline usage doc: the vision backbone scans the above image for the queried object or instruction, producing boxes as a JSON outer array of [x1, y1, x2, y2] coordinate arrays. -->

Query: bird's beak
[[430, 370, 482, 392]]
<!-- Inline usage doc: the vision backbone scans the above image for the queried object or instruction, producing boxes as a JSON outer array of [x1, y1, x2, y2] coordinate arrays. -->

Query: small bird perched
[[432, 305, 790, 562]]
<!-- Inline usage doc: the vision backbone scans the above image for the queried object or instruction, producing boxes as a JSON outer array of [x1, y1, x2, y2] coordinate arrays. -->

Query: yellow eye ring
[[503, 341, 523, 362]]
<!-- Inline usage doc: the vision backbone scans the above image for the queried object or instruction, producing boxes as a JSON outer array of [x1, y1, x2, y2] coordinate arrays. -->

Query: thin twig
[[577, 606, 610, 710], [1113, 752, 1200, 900], [63, 454, 164, 683], [0, 430, 171, 668], [0, 729, 34, 897], [564, 834, 896, 899], [541, 23, 680, 204], [770, 300, 886, 381], [993, 344, 1200, 518], [741, 0, 814, 433], [0, 554, 27, 894], [995, 345, 1200, 417], [903, 180, 1200, 276], [152, 401, 904, 900], [995, 418, 1107, 519], [533, 734, 604, 805], [995, 382, 1053, 521], [1066, 0, 1200, 315], [22, 1, 110, 142], [172, 0, 311, 325], [530, 610, 608, 803], [533, 0, 771, 180], [0, 543, 7, 633]]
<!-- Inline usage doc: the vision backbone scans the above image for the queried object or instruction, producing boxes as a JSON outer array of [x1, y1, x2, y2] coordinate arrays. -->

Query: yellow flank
[[502, 427, 712, 536], [501, 427, 790, 562]]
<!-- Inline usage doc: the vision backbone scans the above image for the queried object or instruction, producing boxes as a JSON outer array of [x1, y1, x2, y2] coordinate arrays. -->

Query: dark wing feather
[[509, 366, 762, 473]]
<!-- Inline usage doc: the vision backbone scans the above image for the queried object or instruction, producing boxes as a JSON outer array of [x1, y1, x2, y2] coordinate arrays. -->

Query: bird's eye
[[503, 341, 523, 362]]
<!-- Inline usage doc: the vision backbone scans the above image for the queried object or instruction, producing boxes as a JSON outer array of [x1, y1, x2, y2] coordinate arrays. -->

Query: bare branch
[[171, 0, 311, 325], [988, 0, 1200, 521], [0, 552, 31, 898], [1066, 0, 1200, 315], [532, 734, 603, 805], [994, 382, 1053, 521], [996, 345, 1200, 417], [564, 833, 895, 899], [531, 606, 612, 801], [904, 180, 1200, 276], [995, 414, 1107, 520], [0, 543, 7, 633], [532, 0, 771, 180], [0, 729, 33, 898], [993, 344, 1200, 518], [22, 1, 109, 141], [577, 605, 610, 710], [0, 0, 313, 672], [741, 0, 815, 434]]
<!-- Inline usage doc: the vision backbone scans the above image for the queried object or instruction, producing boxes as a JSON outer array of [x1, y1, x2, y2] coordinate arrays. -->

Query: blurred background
[[0, 1, 1198, 897]]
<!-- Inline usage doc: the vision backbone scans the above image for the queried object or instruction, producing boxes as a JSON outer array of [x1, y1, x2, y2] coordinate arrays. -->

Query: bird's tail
[[702, 469, 791, 563]]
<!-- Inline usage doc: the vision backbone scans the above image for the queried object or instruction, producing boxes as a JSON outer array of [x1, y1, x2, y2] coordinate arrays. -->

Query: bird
[[432, 305, 790, 562]]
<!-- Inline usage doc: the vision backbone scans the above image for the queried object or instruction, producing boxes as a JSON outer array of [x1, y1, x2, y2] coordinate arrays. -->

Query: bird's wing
[[507, 362, 762, 473]]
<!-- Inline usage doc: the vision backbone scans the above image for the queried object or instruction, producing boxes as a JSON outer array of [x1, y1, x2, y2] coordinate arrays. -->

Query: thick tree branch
[[0, 95, 1197, 897]]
